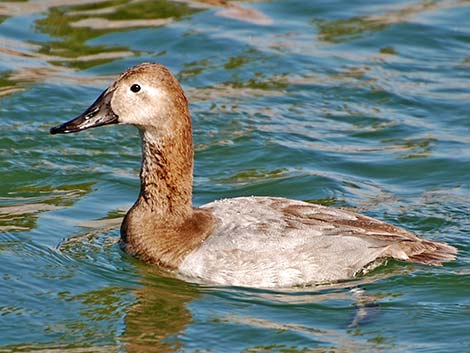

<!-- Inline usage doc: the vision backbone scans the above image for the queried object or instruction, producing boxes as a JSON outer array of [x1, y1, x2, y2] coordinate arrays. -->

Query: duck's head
[[50, 63, 189, 135]]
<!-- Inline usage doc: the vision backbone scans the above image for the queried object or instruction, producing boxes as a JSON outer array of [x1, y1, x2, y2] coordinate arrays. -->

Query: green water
[[1, 0, 469, 351]]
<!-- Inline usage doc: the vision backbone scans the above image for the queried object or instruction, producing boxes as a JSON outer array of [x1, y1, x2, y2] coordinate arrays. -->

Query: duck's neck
[[121, 124, 216, 269], [138, 126, 193, 221]]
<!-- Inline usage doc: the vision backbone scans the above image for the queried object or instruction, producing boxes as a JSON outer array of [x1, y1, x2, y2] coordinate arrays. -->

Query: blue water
[[0, 0, 469, 352]]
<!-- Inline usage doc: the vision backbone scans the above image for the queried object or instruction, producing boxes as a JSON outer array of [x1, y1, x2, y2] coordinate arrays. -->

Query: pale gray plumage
[[180, 196, 456, 287]]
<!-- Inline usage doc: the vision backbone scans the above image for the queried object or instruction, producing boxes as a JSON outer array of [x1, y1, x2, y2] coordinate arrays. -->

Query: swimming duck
[[50, 63, 457, 288]]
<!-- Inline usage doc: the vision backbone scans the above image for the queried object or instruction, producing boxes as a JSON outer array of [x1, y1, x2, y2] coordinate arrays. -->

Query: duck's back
[[178, 197, 456, 288]]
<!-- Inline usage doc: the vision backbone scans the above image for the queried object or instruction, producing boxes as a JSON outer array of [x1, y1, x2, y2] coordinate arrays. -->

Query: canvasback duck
[[50, 63, 457, 288]]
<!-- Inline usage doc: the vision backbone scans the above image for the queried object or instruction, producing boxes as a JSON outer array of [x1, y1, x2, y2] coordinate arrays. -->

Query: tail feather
[[405, 239, 457, 266]]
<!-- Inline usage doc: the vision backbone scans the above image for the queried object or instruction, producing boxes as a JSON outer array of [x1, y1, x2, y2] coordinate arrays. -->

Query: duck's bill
[[50, 89, 119, 134]]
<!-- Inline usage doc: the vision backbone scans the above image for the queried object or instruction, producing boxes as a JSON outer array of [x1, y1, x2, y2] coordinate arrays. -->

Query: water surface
[[1, 0, 469, 352]]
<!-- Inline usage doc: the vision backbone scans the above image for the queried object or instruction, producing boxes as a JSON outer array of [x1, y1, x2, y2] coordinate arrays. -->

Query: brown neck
[[138, 125, 193, 221], [120, 120, 216, 269]]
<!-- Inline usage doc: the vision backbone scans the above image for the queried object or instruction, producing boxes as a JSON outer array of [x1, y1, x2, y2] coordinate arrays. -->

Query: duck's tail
[[403, 239, 457, 266]]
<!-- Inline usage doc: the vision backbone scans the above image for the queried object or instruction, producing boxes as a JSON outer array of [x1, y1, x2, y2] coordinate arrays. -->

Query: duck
[[50, 62, 457, 288]]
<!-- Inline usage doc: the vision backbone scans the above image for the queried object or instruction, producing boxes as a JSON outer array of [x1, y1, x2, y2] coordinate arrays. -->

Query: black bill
[[50, 89, 119, 134]]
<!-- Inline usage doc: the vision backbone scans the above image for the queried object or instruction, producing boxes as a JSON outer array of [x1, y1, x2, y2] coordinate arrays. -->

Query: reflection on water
[[34, 0, 197, 69], [122, 271, 392, 352], [0, 0, 270, 72], [122, 274, 198, 353], [0, 0, 271, 104], [0, 0, 272, 99], [313, 0, 468, 43], [0, 183, 93, 232]]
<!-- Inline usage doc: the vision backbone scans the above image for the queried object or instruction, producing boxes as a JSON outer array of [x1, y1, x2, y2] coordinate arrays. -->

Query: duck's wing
[[178, 197, 456, 287], [274, 197, 456, 266]]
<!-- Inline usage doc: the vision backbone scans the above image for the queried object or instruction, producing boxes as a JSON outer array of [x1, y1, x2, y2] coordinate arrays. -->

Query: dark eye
[[130, 84, 141, 93]]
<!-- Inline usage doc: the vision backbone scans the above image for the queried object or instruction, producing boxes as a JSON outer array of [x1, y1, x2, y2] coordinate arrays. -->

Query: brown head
[[50, 62, 191, 138]]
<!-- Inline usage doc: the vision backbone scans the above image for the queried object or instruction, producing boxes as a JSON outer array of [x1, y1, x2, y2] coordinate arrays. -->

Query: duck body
[[50, 63, 457, 288], [179, 196, 455, 287]]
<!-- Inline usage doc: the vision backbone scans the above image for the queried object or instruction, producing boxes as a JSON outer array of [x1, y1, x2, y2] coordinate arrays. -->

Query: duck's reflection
[[120, 266, 200, 353]]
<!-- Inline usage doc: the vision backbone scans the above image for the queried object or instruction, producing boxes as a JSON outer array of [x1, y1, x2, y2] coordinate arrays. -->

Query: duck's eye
[[130, 84, 141, 93]]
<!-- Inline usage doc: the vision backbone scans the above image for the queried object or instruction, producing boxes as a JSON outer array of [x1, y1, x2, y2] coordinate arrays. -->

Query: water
[[1, 0, 469, 351]]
